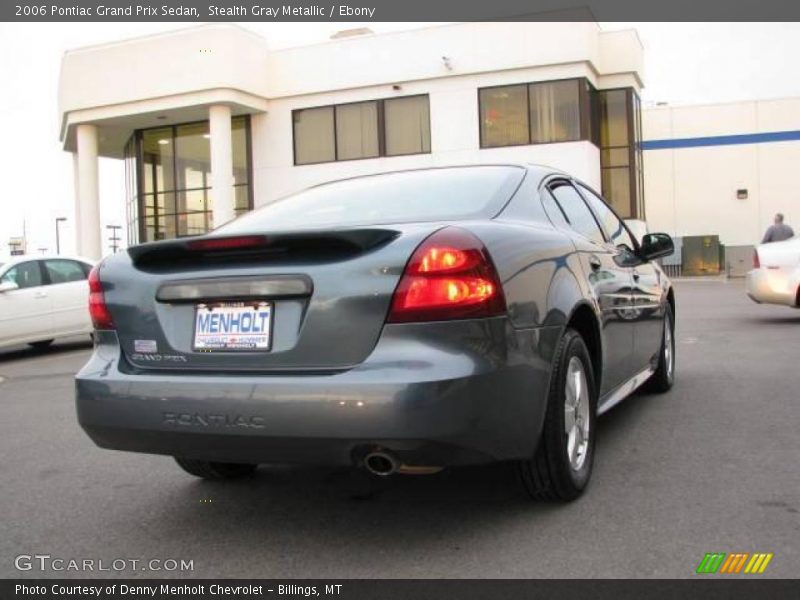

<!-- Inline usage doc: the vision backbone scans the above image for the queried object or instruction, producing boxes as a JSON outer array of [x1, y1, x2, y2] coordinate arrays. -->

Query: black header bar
[[4, 0, 800, 22]]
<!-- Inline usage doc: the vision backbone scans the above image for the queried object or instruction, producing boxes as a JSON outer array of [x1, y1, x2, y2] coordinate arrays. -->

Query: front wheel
[[518, 329, 597, 501], [174, 458, 257, 480]]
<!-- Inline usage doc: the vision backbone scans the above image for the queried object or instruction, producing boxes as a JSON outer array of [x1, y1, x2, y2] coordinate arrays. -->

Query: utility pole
[[55, 217, 67, 255], [106, 224, 122, 254]]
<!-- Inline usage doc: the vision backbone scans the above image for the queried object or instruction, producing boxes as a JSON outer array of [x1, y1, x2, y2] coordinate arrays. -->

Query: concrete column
[[74, 123, 102, 260], [209, 104, 235, 228]]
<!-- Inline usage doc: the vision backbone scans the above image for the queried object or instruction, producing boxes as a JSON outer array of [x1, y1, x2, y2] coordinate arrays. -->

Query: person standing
[[761, 213, 795, 243]]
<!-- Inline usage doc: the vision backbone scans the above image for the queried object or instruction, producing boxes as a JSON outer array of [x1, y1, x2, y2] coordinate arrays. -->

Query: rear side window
[[548, 182, 605, 245], [218, 167, 525, 233], [577, 184, 635, 249], [44, 259, 89, 284], [1, 261, 42, 289]]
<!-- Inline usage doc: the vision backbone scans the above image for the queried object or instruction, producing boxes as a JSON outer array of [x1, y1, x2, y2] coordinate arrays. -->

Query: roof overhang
[[61, 89, 268, 158], [58, 24, 269, 157]]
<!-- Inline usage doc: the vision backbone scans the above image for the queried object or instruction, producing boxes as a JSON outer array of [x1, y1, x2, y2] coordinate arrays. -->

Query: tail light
[[753, 249, 760, 269], [387, 227, 506, 323], [88, 264, 114, 330]]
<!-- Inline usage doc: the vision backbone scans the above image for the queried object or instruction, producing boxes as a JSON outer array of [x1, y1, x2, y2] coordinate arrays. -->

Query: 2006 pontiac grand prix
[[76, 164, 676, 501]]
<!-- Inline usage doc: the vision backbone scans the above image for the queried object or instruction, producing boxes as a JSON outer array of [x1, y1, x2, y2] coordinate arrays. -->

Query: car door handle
[[588, 255, 602, 271], [632, 270, 640, 281], [35, 291, 48, 299]]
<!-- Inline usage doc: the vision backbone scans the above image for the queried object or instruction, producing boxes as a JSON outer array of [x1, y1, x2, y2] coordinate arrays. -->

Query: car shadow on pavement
[[0, 338, 92, 364], [154, 460, 565, 551], [744, 315, 800, 325], [137, 391, 671, 551]]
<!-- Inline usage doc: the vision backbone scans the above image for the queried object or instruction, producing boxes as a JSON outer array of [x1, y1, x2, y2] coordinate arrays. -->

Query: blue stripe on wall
[[642, 130, 800, 150]]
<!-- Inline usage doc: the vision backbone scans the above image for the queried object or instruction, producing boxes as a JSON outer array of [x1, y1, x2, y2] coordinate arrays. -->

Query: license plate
[[193, 302, 272, 352]]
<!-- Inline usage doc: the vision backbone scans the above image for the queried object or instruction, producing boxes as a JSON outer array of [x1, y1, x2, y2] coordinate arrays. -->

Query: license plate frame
[[192, 301, 274, 353]]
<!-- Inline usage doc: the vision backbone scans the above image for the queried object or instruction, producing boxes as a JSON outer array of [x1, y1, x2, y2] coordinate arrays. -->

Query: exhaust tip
[[364, 451, 398, 476]]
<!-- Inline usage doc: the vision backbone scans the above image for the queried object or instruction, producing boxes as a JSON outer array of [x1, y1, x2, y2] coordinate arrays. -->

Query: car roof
[[283, 162, 565, 196], [0, 254, 95, 271]]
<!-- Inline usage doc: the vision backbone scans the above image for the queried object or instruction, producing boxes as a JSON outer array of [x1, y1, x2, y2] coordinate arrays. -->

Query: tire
[[518, 328, 597, 502], [174, 458, 257, 480], [644, 304, 675, 393], [28, 339, 54, 349]]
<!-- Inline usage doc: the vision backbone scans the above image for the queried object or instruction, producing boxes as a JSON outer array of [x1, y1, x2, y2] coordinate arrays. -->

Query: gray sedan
[[76, 164, 676, 501]]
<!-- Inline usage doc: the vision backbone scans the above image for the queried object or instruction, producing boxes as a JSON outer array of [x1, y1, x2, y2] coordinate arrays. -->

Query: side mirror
[[639, 233, 674, 262], [0, 281, 19, 293]]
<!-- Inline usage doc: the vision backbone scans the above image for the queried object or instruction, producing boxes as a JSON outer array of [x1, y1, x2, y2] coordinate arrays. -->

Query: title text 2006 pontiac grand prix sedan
[[76, 164, 676, 501]]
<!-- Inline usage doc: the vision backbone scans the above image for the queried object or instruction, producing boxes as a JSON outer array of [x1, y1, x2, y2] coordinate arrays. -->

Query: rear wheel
[[518, 329, 597, 501], [644, 304, 675, 393], [28, 339, 54, 349], [174, 458, 257, 480]]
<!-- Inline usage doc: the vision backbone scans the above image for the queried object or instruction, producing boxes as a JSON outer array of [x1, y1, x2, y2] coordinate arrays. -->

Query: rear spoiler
[[128, 229, 400, 270]]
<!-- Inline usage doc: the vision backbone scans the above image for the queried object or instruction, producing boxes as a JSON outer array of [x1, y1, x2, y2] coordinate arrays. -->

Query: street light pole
[[106, 224, 122, 253], [55, 217, 67, 255]]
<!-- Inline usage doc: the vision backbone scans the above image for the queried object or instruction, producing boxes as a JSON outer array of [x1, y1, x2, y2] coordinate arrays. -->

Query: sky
[[1, 21, 800, 259]]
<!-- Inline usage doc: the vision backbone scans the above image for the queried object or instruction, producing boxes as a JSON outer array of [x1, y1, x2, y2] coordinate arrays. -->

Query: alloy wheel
[[564, 356, 590, 471]]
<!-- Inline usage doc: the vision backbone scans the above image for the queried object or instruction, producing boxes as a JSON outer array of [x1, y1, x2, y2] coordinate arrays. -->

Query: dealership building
[[58, 22, 645, 258], [58, 22, 799, 271], [642, 97, 800, 274]]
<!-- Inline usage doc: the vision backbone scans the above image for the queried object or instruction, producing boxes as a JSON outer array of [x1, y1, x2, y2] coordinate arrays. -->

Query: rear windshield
[[218, 166, 524, 233]]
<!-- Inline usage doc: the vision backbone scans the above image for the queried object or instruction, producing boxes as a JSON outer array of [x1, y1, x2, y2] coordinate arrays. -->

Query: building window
[[479, 85, 529, 148], [479, 79, 583, 148], [232, 116, 252, 216], [479, 78, 643, 219], [293, 107, 335, 165], [293, 95, 431, 165], [335, 101, 379, 160], [529, 79, 581, 143], [597, 88, 643, 219], [384, 95, 431, 156], [128, 116, 252, 243]]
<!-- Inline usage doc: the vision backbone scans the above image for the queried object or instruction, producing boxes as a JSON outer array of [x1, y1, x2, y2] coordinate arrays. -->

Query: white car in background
[[0, 255, 95, 350], [747, 237, 800, 308]]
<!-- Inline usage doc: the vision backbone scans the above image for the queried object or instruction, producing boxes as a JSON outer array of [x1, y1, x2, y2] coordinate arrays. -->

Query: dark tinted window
[[541, 191, 570, 229], [577, 184, 635, 249], [44, 260, 89, 284], [219, 167, 525, 233], [1, 261, 42, 289], [548, 182, 605, 245]]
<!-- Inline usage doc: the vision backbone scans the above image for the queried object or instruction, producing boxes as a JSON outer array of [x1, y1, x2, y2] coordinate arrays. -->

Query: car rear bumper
[[746, 268, 798, 306], [76, 320, 560, 468]]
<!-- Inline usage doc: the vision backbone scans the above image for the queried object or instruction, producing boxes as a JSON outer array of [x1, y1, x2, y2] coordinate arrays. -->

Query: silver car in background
[[747, 236, 800, 307]]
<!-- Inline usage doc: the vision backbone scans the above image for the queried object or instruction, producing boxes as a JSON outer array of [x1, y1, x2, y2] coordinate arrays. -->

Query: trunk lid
[[102, 226, 433, 373]]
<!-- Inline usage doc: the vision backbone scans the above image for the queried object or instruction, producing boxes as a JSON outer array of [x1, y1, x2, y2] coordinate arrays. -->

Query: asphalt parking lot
[[0, 279, 797, 579]]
